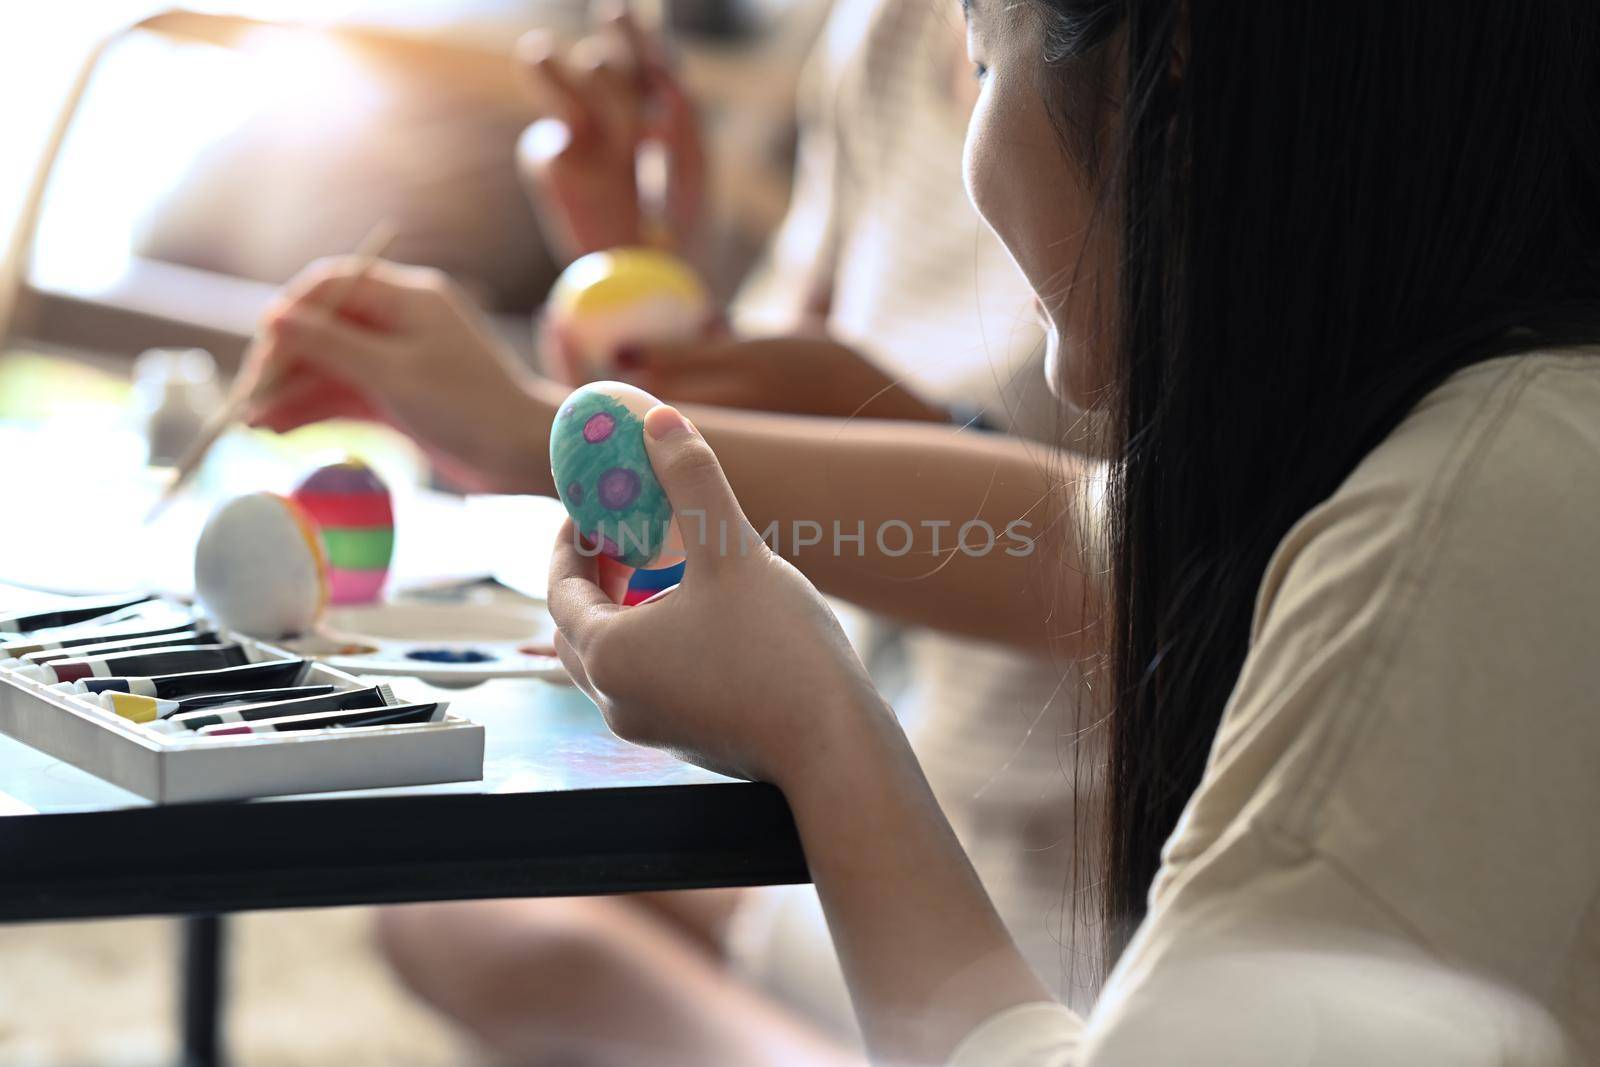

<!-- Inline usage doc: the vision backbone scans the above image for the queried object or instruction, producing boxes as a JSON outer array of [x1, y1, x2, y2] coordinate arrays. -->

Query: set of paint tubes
[[0, 593, 444, 742]]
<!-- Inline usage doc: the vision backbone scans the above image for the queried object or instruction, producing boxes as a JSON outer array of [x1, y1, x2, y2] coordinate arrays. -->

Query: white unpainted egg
[[194, 492, 328, 638]]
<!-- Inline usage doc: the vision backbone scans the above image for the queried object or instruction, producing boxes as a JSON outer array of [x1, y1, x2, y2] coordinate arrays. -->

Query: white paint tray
[[0, 628, 484, 804]]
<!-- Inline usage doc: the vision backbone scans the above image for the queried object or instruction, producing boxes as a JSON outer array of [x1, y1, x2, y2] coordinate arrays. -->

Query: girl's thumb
[[642, 406, 748, 569]]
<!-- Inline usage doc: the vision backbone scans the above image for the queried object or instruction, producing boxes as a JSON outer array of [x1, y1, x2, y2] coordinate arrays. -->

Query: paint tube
[[194, 702, 443, 738], [18, 630, 217, 667], [103, 684, 336, 725], [0, 616, 197, 661], [0, 593, 157, 635], [75, 658, 311, 698], [12, 643, 247, 687], [150, 684, 392, 732]]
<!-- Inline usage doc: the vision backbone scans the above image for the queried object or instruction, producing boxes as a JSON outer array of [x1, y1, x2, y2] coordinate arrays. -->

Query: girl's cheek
[[964, 78, 1052, 304], [963, 90, 1023, 261], [961, 95, 996, 225]]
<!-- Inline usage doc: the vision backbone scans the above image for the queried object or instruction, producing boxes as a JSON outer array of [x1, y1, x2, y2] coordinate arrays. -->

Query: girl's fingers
[[548, 517, 626, 652], [552, 629, 594, 694], [597, 555, 634, 603], [640, 406, 752, 572]]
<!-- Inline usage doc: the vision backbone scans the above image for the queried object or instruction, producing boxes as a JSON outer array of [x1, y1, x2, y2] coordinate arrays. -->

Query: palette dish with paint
[[0, 592, 484, 803], [286, 590, 568, 689]]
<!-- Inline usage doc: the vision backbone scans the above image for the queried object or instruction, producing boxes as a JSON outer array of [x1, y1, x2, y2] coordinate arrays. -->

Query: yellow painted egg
[[545, 247, 710, 374], [194, 492, 328, 637]]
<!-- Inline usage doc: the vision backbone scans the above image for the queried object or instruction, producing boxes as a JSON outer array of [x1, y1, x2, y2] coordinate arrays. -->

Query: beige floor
[[0, 908, 469, 1066]]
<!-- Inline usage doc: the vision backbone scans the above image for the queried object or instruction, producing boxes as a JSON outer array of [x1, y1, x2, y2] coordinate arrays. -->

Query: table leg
[[180, 914, 226, 1067]]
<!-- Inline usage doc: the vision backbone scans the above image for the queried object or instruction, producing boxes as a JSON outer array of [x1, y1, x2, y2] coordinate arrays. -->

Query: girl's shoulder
[[1254, 347, 1600, 639], [1136, 349, 1600, 1063], [1157, 348, 1600, 1050], [1231, 347, 1600, 780]]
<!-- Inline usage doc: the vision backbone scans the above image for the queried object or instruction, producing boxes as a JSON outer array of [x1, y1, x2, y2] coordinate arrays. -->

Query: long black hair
[[1030, 1, 1600, 962]]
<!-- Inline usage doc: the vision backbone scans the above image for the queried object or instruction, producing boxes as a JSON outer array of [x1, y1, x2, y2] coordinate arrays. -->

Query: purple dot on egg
[[597, 467, 642, 510], [583, 412, 616, 443], [567, 481, 585, 505], [602, 536, 622, 559]]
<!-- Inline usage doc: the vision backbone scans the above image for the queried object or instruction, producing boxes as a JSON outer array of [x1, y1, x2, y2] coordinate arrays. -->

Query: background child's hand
[[514, 4, 706, 261], [246, 257, 556, 494], [615, 335, 950, 421], [547, 404, 887, 787]]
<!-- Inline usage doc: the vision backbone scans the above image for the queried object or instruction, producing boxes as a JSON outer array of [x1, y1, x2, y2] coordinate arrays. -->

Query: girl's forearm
[[515, 380, 1093, 655], [783, 698, 1055, 1064], [699, 405, 1086, 654]]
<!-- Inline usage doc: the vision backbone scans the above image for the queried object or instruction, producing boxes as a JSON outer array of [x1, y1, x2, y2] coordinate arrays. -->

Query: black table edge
[[0, 781, 809, 922]]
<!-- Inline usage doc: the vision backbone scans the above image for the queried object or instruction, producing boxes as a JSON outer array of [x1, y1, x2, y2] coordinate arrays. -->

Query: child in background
[[373, 0, 1100, 1058]]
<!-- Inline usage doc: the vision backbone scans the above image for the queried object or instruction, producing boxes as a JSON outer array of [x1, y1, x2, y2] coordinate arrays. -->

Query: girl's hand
[[247, 258, 558, 494], [514, 4, 706, 261], [551, 409, 1057, 1067], [547, 404, 888, 786]]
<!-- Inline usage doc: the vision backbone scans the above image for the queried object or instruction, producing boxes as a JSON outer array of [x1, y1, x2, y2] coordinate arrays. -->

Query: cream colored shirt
[[953, 351, 1600, 1065]]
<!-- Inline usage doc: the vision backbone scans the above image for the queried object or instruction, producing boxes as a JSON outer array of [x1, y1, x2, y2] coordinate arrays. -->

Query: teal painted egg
[[549, 381, 684, 568]]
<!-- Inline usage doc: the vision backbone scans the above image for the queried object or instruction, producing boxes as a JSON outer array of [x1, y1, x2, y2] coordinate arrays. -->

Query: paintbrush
[[145, 221, 398, 523]]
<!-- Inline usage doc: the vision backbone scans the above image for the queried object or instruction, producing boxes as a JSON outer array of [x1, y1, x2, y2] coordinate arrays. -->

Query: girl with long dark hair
[[539, 1, 1600, 1061], [251, 0, 1600, 1060]]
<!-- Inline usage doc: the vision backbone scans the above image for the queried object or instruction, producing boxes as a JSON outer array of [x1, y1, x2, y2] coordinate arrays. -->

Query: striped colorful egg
[[291, 460, 395, 605]]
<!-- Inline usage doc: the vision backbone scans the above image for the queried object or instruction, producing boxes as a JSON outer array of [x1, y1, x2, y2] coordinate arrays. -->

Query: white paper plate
[[284, 594, 570, 688]]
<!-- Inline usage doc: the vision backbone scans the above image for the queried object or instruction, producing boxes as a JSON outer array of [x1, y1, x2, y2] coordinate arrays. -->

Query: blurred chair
[[0, 9, 557, 371]]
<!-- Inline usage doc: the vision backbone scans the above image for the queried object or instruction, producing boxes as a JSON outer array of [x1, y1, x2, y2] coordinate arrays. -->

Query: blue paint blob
[[405, 647, 496, 664]]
